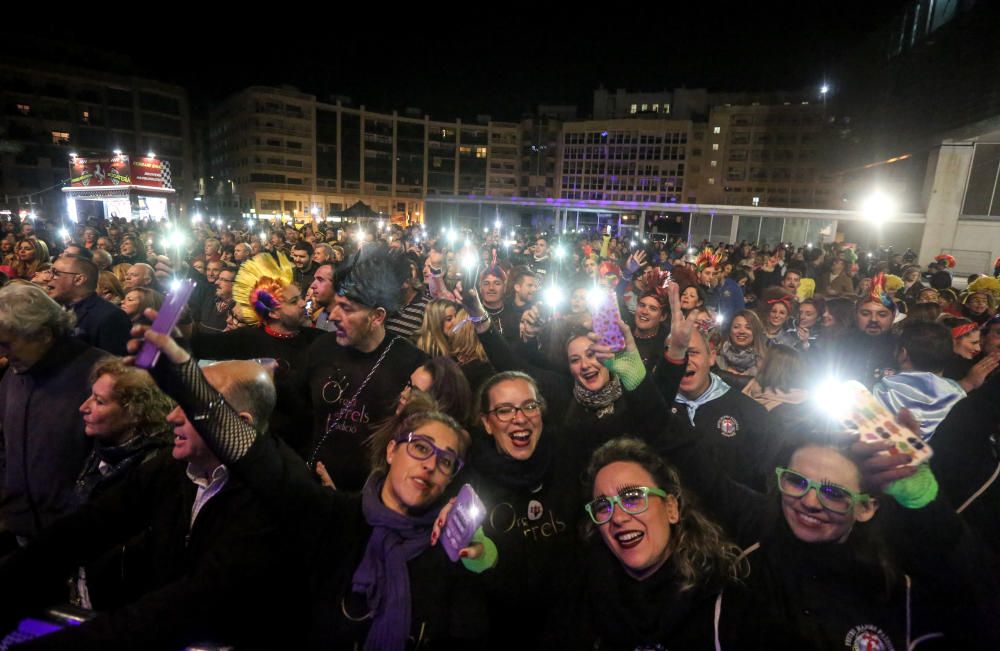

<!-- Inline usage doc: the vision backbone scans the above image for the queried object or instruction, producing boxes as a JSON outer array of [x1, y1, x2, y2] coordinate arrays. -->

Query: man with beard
[[290, 241, 317, 291], [298, 245, 427, 490], [191, 252, 322, 450], [694, 247, 743, 326], [499, 267, 538, 344], [831, 273, 900, 386]]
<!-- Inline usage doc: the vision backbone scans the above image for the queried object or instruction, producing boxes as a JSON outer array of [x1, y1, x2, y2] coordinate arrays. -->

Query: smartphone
[[135, 279, 195, 369], [589, 289, 626, 352], [441, 484, 486, 563], [838, 380, 933, 466]]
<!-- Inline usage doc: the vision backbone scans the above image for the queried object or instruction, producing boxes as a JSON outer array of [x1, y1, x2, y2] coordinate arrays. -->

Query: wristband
[[885, 464, 939, 509], [460, 527, 498, 574], [603, 348, 647, 391]]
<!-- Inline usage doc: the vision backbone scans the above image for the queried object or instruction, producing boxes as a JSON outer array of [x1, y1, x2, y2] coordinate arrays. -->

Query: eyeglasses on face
[[394, 431, 463, 476], [49, 268, 83, 279], [775, 467, 869, 515], [486, 400, 541, 422], [585, 486, 669, 525]]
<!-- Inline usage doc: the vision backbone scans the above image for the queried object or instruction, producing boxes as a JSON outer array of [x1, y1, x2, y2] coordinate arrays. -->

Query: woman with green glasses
[[548, 437, 745, 649], [640, 388, 998, 648]]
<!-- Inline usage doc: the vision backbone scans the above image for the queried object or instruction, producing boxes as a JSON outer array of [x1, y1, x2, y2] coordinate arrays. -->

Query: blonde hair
[[414, 298, 457, 357], [89, 358, 174, 436], [98, 271, 125, 303], [449, 308, 489, 364]]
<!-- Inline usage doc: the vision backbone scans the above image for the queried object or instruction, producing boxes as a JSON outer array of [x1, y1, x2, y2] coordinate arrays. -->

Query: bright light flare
[[542, 285, 565, 308], [862, 191, 896, 224], [586, 287, 608, 312], [461, 251, 479, 271], [813, 378, 856, 422]]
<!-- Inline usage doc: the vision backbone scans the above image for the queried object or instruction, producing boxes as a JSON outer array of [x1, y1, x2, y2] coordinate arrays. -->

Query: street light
[[862, 191, 896, 225], [820, 84, 830, 96]]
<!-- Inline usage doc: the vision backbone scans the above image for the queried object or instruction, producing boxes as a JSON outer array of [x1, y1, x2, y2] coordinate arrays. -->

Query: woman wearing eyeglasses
[[646, 327, 998, 648], [457, 319, 667, 648], [547, 437, 745, 649], [127, 330, 497, 650]]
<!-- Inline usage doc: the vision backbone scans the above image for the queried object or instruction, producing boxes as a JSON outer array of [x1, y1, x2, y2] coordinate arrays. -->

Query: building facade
[[206, 87, 521, 223], [0, 60, 193, 218]]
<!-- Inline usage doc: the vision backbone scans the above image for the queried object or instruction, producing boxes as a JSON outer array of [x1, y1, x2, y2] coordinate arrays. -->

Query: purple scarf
[[351, 473, 438, 651]]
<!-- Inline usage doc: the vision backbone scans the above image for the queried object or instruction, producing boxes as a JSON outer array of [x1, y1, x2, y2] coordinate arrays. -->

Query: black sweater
[[191, 325, 324, 449], [296, 332, 427, 490]]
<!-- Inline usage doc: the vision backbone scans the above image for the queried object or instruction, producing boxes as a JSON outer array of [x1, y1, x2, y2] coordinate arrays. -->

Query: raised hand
[[666, 281, 697, 357]]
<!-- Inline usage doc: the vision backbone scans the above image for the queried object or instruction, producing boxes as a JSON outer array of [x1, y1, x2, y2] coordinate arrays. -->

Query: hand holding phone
[[440, 484, 487, 562], [838, 380, 932, 466], [135, 279, 195, 369], [589, 290, 626, 352]]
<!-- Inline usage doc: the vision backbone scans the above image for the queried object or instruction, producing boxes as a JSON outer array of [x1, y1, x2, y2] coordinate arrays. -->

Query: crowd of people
[[0, 212, 998, 650]]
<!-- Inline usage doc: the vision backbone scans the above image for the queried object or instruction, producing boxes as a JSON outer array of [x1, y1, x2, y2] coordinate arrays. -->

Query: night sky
[[3, 3, 911, 120]]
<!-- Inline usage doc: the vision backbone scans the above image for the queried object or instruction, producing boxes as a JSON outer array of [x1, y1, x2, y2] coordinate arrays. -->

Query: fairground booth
[[63, 152, 176, 222]]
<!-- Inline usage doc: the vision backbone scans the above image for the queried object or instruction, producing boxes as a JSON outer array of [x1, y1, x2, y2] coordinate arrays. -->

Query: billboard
[[69, 156, 131, 188], [69, 155, 173, 190], [131, 156, 173, 189]]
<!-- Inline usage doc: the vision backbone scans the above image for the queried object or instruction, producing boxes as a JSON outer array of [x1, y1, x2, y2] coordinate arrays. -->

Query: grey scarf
[[574, 374, 624, 419]]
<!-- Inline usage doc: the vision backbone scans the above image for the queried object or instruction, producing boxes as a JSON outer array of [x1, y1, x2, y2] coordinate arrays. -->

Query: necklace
[[634, 327, 660, 340], [264, 324, 297, 339]]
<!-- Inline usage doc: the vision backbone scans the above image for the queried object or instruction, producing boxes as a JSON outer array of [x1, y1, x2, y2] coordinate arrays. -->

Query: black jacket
[[0, 338, 107, 539], [191, 325, 324, 450], [0, 450, 293, 650], [71, 293, 132, 356], [931, 373, 1000, 563]]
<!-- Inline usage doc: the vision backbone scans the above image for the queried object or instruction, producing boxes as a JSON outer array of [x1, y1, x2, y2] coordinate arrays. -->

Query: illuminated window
[[712, 143, 719, 151], [708, 178, 716, 184], [641, 104, 648, 111], [630, 104, 637, 114], [51, 131, 70, 144], [476, 146, 487, 158], [16, 103, 30, 115], [652, 104, 659, 112], [710, 160, 718, 167], [713, 126, 721, 134], [81, 110, 90, 124]]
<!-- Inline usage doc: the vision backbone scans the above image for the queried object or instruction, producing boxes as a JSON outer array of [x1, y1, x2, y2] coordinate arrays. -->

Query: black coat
[[71, 292, 132, 356], [0, 450, 293, 650], [0, 337, 107, 539], [931, 373, 1000, 563]]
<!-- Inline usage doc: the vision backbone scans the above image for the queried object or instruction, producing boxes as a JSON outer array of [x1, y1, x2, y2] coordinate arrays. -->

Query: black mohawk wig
[[334, 243, 410, 314]]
